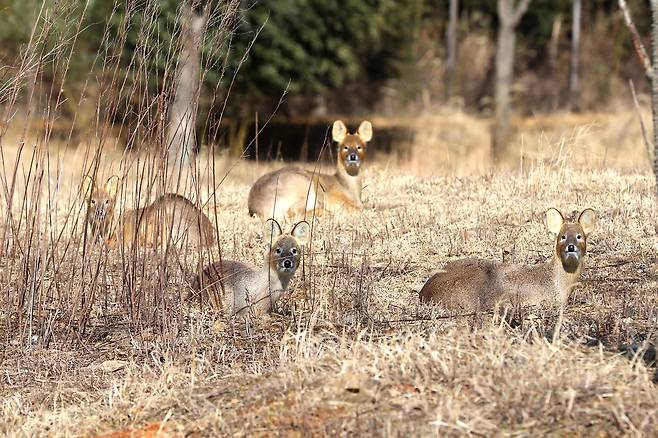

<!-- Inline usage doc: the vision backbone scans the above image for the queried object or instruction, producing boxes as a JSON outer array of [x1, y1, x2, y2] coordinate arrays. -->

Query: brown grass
[[404, 110, 651, 176], [1, 110, 657, 436], [0, 3, 656, 435]]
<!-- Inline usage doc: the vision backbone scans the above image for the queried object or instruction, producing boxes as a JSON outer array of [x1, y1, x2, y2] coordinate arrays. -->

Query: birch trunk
[[569, 0, 581, 110], [492, 0, 530, 161], [167, 2, 208, 171], [445, 0, 458, 99]]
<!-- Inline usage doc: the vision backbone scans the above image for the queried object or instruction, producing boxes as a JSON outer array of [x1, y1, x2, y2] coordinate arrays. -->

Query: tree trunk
[[445, 0, 458, 99], [569, 0, 581, 110], [651, 0, 658, 194], [548, 14, 563, 110], [618, 0, 658, 194], [492, 0, 530, 161], [166, 1, 208, 171], [493, 2, 517, 159]]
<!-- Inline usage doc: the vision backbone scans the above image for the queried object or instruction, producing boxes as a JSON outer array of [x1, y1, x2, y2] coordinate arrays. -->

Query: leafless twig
[[629, 79, 655, 163], [619, 0, 654, 79]]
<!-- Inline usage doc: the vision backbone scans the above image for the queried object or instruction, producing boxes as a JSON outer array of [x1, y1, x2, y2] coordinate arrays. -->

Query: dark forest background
[[0, 0, 651, 154]]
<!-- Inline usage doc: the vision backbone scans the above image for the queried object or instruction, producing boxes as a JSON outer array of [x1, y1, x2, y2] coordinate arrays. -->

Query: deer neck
[[260, 262, 289, 303], [550, 255, 582, 303], [335, 159, 362, 203]]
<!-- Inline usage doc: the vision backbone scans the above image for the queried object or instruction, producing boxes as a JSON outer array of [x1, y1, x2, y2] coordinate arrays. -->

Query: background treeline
[[0, 0, 649, 124]]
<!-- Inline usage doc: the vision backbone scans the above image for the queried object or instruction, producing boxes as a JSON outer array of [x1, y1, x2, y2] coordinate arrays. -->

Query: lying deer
[[248, 120, 373, 221], [83, 175, 215, 248], [420, 208, 596, 311], [191, 219, 309, 316]]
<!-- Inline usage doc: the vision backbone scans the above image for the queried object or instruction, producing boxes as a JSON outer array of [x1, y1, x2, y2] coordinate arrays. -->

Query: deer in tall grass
[[420, 208, 597, 311], [191, 219, 309, 316], [248, 120, 373, 221], [82, 175, 215, 248]]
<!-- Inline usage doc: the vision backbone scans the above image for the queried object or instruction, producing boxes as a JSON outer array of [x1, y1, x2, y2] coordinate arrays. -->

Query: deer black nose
[[283, 259, 292, 269], [349, 153, 357, 161], [567, 244, 576, 253]]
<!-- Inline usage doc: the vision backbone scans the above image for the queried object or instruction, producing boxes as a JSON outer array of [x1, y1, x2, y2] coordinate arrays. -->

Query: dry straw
[[0, 1, 657, 436]]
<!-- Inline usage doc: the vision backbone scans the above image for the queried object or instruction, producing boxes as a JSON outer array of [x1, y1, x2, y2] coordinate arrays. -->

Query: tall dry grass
[[0, 0, 246, 344], [2, 132, 657, 434], [0, 2, 657, 436]]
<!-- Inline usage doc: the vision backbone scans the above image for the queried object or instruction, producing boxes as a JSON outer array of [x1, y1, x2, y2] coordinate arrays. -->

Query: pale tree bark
[[548, 14, 563, 110], [445, 0, 459, 99], [167, 0, 209, 173], [569, 0, 581, 110], [492, 0, 531, 161], [618, 0, 658, 193], [651, 0, 658, 190]]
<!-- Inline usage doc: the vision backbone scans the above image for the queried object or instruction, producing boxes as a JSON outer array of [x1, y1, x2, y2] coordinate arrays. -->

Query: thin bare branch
[[512, 0, 532, 26], [628, 79, 655, 164], [618, 0, 654, 79]]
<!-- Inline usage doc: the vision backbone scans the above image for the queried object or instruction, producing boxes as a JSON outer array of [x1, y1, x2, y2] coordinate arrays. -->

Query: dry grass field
[[1, 111, 657, 436]]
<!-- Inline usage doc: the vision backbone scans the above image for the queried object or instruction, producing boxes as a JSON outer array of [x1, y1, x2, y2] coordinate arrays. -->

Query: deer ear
[[357, 120, 372, 143], [264, 218, 283, 241], [291, 221, 310, 245], [332, 120, 347, 143], [578, 208, 596, 235], [546, 208, 564, 235], [105, 175, 119, 198], [81, 175, 94, 197]]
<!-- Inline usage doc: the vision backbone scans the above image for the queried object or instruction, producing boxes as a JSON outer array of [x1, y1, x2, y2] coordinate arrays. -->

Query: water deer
[[419, 208, 597, 311], [191, 219, 309, 316], [83, 175, 215, 248], [248, 120, 373, 221]]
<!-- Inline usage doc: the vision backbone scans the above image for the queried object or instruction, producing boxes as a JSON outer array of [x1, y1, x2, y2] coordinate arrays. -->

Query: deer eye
[[105, 199, 109, 204], [275, 248, 282, 255], [357, 146, 362, 151], [576, 234, 582, 240], [90, 199, 96, 204], [291, 248, 298, 255], [343, 146, 348, 151], [560, 235, 566, 241]]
